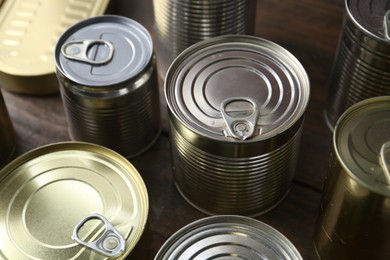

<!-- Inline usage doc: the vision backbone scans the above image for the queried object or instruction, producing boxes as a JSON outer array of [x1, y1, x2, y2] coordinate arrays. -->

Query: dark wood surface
[[1, 0, 346, 259]]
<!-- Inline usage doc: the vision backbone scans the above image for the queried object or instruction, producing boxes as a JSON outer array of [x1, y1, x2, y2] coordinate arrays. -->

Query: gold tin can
[[0, 141, 148, 259], [0, 0, 110, 95], [0, 89, 15, 168], [155, 215, 302, 259], [314, 96, 390, 259], [55, 15, 161, 159]]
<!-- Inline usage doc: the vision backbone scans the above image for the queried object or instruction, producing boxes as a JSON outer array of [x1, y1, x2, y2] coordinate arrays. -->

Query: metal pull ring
[[72, 213, 126, 257], [221, 97, 259, 140], [379, 141, 390, 185], [384, 10, 390, 41], [61, 39, 114, 65]]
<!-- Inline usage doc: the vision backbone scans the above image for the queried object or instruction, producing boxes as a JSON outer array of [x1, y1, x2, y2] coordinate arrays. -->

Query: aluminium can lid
[[0, 142, 148, 259]]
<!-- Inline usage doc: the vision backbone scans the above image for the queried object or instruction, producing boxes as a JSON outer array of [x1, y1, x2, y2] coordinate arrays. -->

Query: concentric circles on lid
[[155, 215, 302, 260], [55, 15, 153, 87], [0, 142, 148, 259], [165, 35, 310, 142], [335, 96, 390, 196]]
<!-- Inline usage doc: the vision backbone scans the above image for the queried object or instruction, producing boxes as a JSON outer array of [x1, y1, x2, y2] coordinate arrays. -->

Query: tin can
[[155, 215, 302, 259], [0, 89, 15, 168], [0, 0, 110, 95], [153, 0, 256, 78], [0, 141, 148, 259], [314, 96, 390, 259], [325, 0, 390, 130], [55, 15, 161, 159], [165, 35, 310, 216]]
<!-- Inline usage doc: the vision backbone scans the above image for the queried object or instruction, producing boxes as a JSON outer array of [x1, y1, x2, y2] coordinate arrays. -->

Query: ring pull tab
[[72, 213, 126, 258], [221, 98, 259, 141], [61, 39, 114, 65], [384, 10, 390, 41], [379, 141, 390, 185]]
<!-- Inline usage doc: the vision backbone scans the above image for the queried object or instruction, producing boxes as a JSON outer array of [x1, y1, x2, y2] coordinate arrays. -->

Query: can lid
[[347, 0, 390, 41], [0, 142, 148, 259], [335, 96, 390, 196], [165, 35, 309, 142], [55, 15, 153, 87], [155, 215, 302, 259]]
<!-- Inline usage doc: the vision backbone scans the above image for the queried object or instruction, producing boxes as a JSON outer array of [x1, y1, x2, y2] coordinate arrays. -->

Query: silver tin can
[[325, 0, 390, 131], [0, 89, 15, 168], [155, 215, 302, 260], [153, 0, 256, 78], [315, 96, 390, 259], [55, 15, 161, 158], [165, 35, 310, 216]]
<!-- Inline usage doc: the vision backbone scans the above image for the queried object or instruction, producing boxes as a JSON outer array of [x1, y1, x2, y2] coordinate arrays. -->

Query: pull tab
[[384, 10, 390, 40], [221, 98, 258, 141], [72, 213, 126, 257], [61, 39, 114, 65], [379, 141, 390, 185]]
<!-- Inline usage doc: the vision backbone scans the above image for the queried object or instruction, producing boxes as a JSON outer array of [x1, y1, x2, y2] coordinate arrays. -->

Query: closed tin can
[[155, 215, 302, 259], [325, 0, 390, 130], [165, 35, 310, 216], [314, 96, 390, 259], [0, 141, 148, 259], [0, 89, 15, 168], [0, 0, 110, 95], [153, 0, 256, 78], [55, 15, 161, 158]]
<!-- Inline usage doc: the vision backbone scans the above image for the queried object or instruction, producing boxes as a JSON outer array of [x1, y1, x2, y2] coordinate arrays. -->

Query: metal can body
[[315, 96, 390, 259], [325, 0, 390, 130], [55, 15, 161, 158], [0, 90, 15, 168], [165, 35, 310, 216], [153, 0, 256, 78], [155, 215, 302, 260]]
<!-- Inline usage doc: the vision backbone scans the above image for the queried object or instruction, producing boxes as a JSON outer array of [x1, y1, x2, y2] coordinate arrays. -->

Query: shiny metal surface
[[0, 89, 15, 168], [325, 0, 390, 130], [165, 35, 310, 216], [0, 142, 148, 260], [315, 96, 390, 259], [155, 215, 302, 260], [0, 0, 110, 95], [55, 15, 161, 159]]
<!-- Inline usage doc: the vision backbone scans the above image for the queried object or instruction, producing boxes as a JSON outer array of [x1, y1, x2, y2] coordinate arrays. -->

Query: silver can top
[[55, 15, 153, 87], [165, 35, 309, 142], [155, 215, 302, 260]]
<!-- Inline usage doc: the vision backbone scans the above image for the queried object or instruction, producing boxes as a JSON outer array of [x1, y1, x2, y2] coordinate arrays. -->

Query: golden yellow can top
[[0, 142, 148, 259]]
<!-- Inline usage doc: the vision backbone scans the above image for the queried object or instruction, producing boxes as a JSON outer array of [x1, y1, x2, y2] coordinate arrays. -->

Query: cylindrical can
[[0, 89, 15, 168], [314, 96, 390, 259], [165, 35, 310, 216], [153, 0, 256, 78], [155, 215, 302, 259], [0, 141, 149, 259], [325, 0, 390, 130], [55, 15, 161, 158]]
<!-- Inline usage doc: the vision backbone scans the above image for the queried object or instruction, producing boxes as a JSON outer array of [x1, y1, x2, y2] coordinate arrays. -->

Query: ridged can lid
[[155, 215, 302, 259], [334, 96, 390, 197], [165, 35, 309, 142], [0, 142, 148, 259]]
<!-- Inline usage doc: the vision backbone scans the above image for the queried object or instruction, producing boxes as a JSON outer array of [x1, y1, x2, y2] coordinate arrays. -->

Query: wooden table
[[1, 0, 346, 259]]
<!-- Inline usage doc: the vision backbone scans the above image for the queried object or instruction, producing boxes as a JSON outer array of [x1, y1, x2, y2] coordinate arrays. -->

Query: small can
[[165, 35, 310, 216], [0, 141, 149, 259], [315, 96, 390, 259], [155, 215, 302, 260], [0, 89, 15, 168], [55, 15, 161, 158]]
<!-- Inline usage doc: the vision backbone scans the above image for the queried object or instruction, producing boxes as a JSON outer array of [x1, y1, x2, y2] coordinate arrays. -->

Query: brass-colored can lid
[[0, 142, 148, 259], [0, 0, 110, 95], [334, 96, 390, 197]]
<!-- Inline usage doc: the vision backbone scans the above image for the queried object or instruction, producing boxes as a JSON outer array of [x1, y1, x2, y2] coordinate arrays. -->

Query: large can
[[155, 215, 302, 259], [0, 142, 149, 259], [325, 0, 390, 130], [165, 35, 310, 216], [55, 15, 161, 158], [0, 89, 15, 168], [314, 96, 390, 259]]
